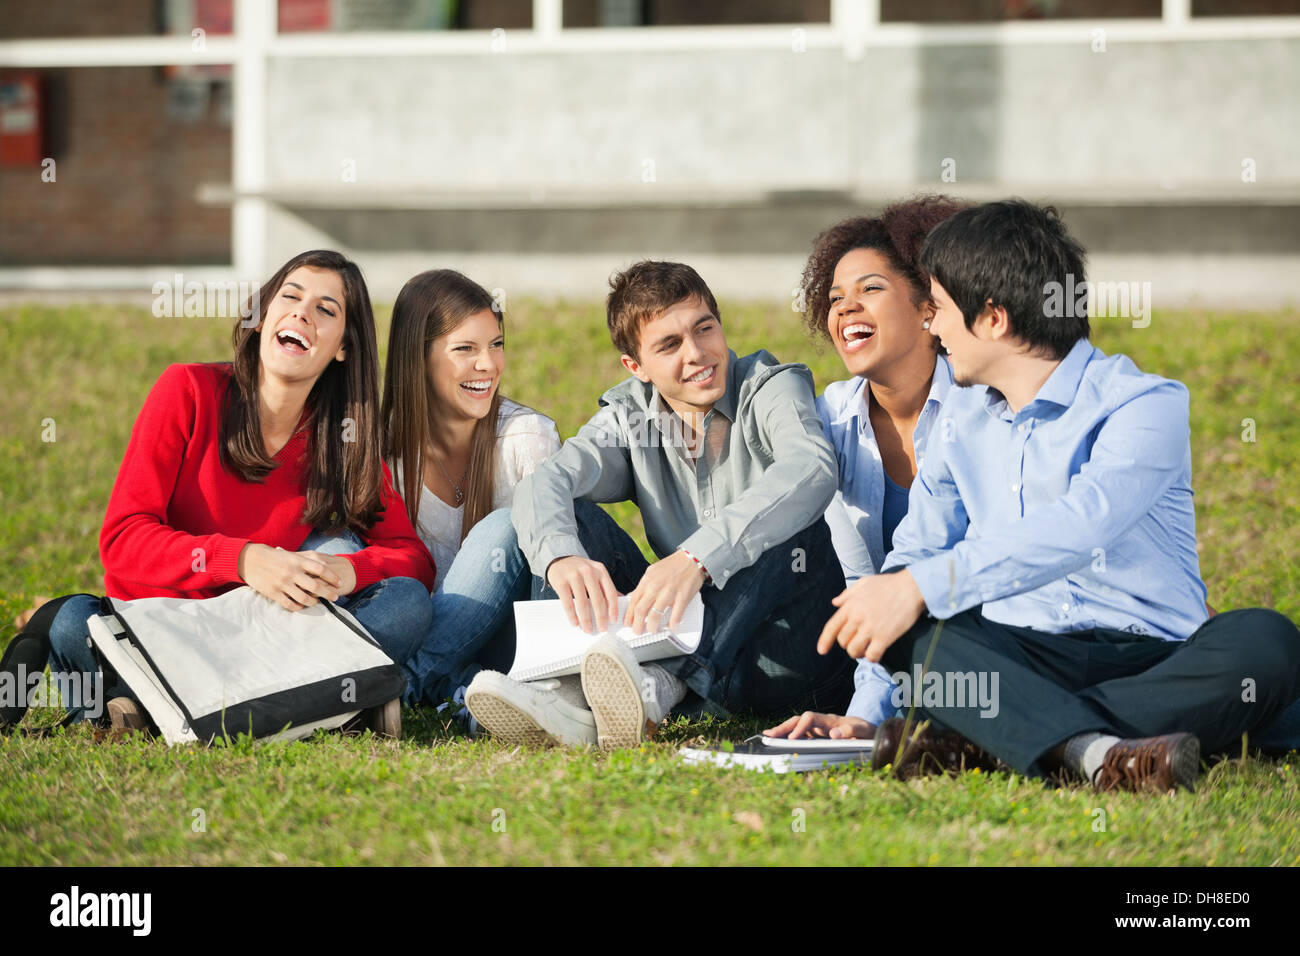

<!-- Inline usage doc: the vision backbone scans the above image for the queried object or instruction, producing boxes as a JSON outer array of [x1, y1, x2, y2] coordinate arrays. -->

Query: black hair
[[919, 199, 1089, 360]]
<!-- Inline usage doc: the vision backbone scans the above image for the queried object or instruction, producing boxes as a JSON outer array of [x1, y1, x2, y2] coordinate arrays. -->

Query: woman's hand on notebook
[[546, 556, 621, 634], [623, 550, 705, 636], [763, 711, 876, 741]]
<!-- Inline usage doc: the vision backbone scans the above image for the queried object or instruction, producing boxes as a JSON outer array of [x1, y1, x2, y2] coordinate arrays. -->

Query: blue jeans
[[46, 532, 431, 721], [401, 508, 532, 707], [47, 594, 115, 722], [533, 500, 857, 717], [298, 529, 431, 669]]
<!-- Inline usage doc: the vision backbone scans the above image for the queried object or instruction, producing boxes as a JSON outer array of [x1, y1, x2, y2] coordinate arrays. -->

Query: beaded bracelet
[[680, 548, 711, 584]]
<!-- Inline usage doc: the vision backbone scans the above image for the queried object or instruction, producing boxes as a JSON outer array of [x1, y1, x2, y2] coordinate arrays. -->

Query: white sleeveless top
[[391, 398, 561, 592]]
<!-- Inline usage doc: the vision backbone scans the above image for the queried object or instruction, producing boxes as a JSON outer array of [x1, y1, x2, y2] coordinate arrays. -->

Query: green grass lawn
[[1, 299, 1297, 866]]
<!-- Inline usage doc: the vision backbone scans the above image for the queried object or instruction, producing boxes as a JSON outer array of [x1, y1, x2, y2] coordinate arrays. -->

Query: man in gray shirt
[[465, 261, 855, 749]]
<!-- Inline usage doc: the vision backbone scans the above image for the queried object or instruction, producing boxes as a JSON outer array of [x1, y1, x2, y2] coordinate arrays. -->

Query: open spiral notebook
[[507, 594, 704, 682]]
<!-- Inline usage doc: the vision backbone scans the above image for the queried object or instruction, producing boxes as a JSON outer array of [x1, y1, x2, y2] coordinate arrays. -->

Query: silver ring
[[650, 607, 668, 616]]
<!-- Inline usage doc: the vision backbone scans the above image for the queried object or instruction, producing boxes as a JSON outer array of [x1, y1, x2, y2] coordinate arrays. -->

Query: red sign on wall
[[0, 73, 45, 167]]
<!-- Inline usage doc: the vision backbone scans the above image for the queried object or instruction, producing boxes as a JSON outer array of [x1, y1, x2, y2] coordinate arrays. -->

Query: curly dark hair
[[799, 195, 971, 342]]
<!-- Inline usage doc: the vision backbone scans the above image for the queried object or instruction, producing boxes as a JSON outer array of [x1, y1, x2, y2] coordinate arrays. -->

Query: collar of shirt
[[817, 356, 954, 580], [822, 354, 953, 434], [645, 348, 740, 434], [982, 338, 1096, 422]]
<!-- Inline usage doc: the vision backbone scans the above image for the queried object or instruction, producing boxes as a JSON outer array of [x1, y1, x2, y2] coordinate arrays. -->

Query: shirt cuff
[[905, 552, 975, 619], [845, 660, 900, 726], [531, 532, 590, 580], [678, 525, 737, 589]]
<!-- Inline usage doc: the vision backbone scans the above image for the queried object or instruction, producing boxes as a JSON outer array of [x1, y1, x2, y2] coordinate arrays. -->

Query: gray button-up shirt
[[512, 349, 837, 589]]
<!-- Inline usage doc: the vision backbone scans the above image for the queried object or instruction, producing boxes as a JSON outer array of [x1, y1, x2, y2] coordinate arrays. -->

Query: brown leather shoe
[[871, 716, 1000, 779], [363, 699, 402, 740], [106, 697, 151, 736], [1091, 732, 1200, 794]]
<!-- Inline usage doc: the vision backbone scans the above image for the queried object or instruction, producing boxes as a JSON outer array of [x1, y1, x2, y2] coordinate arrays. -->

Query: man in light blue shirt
[[819, 200, 1300, 792]]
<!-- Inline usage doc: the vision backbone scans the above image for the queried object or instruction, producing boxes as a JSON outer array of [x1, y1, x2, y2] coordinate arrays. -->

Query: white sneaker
[[464, 670, 597, 748], [581, 636, 661, 750]]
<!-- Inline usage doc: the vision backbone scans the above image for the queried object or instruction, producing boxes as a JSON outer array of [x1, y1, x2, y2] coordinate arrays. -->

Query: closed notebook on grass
[[508, 594, 704, 682], [678, 735, 876, 773]]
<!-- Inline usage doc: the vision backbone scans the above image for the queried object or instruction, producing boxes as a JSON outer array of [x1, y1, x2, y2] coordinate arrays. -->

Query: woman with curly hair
[[766, 195, 968, 742]]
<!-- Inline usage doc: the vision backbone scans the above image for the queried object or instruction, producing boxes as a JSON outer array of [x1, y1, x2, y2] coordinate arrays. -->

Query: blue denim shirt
[[818, 357, 954, 725], [883, 339, 1209, 640]]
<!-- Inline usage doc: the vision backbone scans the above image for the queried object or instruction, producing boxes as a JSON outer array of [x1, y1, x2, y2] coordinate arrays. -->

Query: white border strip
[[4, 18, 1300, 66], [195, 181, 1300, 210]]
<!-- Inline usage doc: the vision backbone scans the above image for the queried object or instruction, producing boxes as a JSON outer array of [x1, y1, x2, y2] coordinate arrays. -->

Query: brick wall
[[1, 0, 157, 38], [0, 66, 232, 266], [1, 1, 230, 266]]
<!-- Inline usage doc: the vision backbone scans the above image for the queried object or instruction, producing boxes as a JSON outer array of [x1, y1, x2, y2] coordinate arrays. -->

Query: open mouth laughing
[[275, 328, 312, 355], [840, 323, 876, 352]]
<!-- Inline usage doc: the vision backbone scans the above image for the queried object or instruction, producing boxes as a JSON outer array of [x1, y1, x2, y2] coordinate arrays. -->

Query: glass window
[[880, 0, 1161, 22], [164, 0, 233, 81], [563, 0, 830, 28], [278, 0, 532, 32], [1193, 0, 1300, 14]]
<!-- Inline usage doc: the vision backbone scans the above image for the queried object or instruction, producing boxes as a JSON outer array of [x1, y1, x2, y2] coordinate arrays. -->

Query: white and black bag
[[85, 586, 405, 745]]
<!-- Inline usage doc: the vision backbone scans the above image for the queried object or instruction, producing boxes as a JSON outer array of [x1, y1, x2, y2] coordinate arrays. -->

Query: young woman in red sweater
[[38, 249, 436, 728]]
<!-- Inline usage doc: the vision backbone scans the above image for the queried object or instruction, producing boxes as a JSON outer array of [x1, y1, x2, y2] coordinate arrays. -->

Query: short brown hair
[[800, 195, 970, 344], [607, 260, 721, 360]]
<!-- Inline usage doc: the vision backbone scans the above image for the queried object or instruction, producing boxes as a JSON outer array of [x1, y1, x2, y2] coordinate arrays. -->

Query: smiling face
[[426, 308, 505, 423], [828, 247, 935, 381], [621, 295, 729, 422], [928, 276, 1000, 387], [257, 266, 348, 385]]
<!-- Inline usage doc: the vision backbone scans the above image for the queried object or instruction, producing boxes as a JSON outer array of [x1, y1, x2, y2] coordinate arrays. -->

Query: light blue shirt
[[818, 357, 954, 725], [883, 339, 1209, 640]]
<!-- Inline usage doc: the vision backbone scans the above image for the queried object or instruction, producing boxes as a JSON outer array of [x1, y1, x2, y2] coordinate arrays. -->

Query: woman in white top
[[380, 269, 560, 709]]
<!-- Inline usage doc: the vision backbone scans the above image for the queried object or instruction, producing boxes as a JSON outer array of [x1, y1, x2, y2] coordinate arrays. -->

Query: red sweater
[[99, 362, 436, 600]]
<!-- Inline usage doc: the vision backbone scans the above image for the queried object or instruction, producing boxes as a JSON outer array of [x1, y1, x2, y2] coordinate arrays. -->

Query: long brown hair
[[380, 270, 504, 543], [221, 249, 384, 535]]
